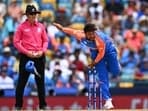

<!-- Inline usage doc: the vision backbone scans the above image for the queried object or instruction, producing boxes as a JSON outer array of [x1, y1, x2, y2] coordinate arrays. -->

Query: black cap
[[24, 5, 41, 15]]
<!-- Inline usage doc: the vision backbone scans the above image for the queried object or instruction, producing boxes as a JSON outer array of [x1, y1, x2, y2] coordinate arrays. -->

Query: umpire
[[13, 5, 48, 110]]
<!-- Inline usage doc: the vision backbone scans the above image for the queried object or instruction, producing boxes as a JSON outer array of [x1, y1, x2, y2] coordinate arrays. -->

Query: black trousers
[[15, 53, 47, 108]]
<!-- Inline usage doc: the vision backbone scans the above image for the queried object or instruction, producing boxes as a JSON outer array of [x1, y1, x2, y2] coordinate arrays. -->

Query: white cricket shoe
[[103, 99, 114, 110]]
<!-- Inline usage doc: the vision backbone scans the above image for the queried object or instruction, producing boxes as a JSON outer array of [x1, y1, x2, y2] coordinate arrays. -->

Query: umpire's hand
[[33, 51, 43, 58], [26, 51, 43, 58]]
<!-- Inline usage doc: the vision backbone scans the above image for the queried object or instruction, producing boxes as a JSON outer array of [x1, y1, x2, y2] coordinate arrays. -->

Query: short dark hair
[[83, 23, 98, 33]]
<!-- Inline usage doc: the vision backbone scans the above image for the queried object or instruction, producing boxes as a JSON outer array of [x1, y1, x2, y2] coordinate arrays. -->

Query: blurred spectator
[[0, 0, 6, 17], [55, 8, 71, 26], [88, 0, 103, 24], [110, 28, 124, 46], [71, 0, 87, 24], [7, 1, 22, 22], [138, 49, 148, 73], [139, 57, 148, 73], [69, 66, 86, 95], [71, 49, 86, 71], [73, 0, 88, 18], [120, 49, 140, 74], [0, 63, 15, 90], [124, 28, 145, 52], [69, 48, 89, 66], [0, 47, 16, 67], [2, 1, 21, 40], [138, 4, 148, 36], [57, 0, 73, 18], [121, 11, 135, 30], [0, 47, 16, 77], [105, 0, 124, 15], [57, 37, 70, 54], [124, 0, 138, 21], [3, 32, 18, 56], [52, 69, 64, 88], [138, 15, 148, 36]]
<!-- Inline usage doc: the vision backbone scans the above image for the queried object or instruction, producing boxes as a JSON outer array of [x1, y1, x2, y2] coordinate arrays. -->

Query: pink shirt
[[13, 20, 48, 55]]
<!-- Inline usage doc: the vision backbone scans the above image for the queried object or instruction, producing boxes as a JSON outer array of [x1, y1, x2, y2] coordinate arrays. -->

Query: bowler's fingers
[[53, 23, 63, 30]]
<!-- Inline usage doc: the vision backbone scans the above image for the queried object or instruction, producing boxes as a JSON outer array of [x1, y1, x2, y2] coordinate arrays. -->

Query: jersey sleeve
[[13, 26, 29, 54]]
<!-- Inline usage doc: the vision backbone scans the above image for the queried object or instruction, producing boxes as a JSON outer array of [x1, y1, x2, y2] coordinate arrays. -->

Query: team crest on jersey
[[37, 28, 41, 33], [24, 28, 30, 32]]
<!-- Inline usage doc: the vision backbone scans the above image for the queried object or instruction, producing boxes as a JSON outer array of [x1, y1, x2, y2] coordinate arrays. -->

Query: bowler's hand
[[88, 61, 96, 68], [53, 23, 63, 31]]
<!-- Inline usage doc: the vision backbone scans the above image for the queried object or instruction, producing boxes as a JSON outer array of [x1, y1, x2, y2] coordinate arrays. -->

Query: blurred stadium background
[[0, 0, 147, 110]]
